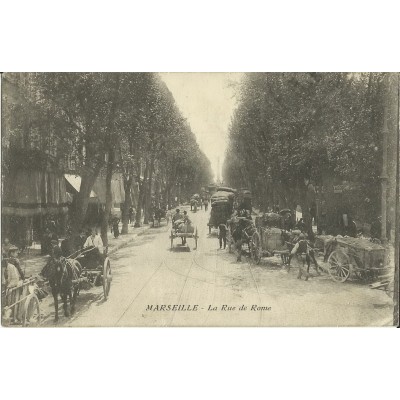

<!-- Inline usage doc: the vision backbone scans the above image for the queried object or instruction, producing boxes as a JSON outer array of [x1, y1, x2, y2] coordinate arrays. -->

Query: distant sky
[[160, 73, 243, 181]]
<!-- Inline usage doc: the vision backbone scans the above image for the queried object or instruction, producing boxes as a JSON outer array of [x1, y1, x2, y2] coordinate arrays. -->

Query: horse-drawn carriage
[[208, 189, 235, 234], [41, 245, 112, 322]]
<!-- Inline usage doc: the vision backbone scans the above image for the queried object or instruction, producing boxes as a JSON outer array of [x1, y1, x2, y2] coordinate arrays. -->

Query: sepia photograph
[[1, 72, 399, 327]]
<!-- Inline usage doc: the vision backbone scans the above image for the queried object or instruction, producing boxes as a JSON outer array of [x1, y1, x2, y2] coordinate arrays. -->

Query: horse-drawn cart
[[249, 213, 290, 265], [208, 189, 235, 234], [170, 224, 198, 249], [324, 237, 388, 283], [2, 277, 41, 327]]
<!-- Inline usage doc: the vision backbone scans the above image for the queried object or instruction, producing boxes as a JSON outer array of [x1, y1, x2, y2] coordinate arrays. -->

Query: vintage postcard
[[1, 72, 398, 327]]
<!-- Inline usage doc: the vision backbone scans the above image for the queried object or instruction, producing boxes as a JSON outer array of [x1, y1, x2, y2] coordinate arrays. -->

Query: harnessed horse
[[230, 217, 257, 261], [41, 255, 82, 322]]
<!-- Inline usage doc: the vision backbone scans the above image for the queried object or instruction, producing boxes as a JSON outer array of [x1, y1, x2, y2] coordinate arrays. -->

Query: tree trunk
[[101, 149, 115, 249], [299, 191, 313, 238], [144, 158, 155, 224], [134, 165, 148, 228], [121, 174, 133, 234], [70, 169, 99, 236]]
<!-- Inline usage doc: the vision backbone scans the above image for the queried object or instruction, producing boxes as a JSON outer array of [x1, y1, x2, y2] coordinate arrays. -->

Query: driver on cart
[[172, 209, 183, 228], [83, 229, 105, 268]]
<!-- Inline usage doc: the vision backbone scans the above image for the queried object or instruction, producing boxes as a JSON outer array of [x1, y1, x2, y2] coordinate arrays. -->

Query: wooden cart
[[250, 226, 289, 265], [170, 226, 198, 249], [325, 237, 387, 283], [2, 277, 41, 327]]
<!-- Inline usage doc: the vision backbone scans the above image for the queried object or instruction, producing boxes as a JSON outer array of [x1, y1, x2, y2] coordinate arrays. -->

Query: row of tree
[[223, 72, 387, 234], [8, 73, 213, 246]]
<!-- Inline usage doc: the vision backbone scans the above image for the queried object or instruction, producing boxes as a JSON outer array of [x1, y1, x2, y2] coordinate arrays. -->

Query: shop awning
[[92, 174, 125, 205], [64, 174, 97, 198], [2, 170, 68, 217]]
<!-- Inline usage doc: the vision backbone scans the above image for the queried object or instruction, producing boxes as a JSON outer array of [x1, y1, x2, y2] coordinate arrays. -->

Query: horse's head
[[41, 256, 64, 287]]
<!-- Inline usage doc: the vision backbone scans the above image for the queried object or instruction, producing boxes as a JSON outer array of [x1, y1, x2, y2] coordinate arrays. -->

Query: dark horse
[[41, 247, 82, 322], [229, 217, 256, 261]]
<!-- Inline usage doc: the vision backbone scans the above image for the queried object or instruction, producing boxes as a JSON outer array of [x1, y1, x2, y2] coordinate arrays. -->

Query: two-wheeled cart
[[325, 237, 388, 283], [170, 226, 199, 249], [2, 277, 41, 327]]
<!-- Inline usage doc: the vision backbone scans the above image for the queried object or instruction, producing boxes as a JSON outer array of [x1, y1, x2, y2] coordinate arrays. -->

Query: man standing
[[288, 233, 311, 281], [7, 245, 25, 281], [112, 216, 120, 239], [218, 223, 227, 249], [204, 198, 209, 211]]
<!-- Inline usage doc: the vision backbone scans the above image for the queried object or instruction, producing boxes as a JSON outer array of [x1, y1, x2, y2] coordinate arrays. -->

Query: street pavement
[[40, 207, 394, 327]]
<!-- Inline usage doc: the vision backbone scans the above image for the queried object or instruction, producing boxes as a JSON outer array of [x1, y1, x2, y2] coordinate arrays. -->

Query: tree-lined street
[[44, 208, 392, 327]]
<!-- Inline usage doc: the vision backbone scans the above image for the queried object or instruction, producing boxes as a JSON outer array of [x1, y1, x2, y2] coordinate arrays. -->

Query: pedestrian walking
[[166, 207, 173, 224], [112, 217, 120, 238], [218, 223, 227, 249], [128, 207, 134, 224], [204, 198, 209, 211]]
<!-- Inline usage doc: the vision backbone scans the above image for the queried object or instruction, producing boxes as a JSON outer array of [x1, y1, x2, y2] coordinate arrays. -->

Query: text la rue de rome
[[145, 304, 272, 312]]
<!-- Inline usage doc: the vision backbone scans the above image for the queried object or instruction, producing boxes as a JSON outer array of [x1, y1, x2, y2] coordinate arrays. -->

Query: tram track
[[115, 259, 166, 326]]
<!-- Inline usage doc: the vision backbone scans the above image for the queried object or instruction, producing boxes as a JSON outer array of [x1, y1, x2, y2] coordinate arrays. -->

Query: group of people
[[171, 208, 192, 245], [190, 197, 209, 212]]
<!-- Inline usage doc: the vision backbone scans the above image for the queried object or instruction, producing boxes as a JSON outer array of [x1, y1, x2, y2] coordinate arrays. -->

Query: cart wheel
[[327, 249, 351, 282], [170, 230, 174, 249], [23, 294, 41, 327], [251, 232, 262, 265], [103, 258, 112, 300], [195, 228, 198, 249]]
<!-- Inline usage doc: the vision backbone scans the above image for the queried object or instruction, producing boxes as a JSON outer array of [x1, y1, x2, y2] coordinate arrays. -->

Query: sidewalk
[[18, 224, 151, 278]]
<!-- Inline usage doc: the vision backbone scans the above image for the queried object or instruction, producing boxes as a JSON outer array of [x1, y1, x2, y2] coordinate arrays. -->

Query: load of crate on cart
[[253, 212, 288, 254], [208, 190, 235, 229]]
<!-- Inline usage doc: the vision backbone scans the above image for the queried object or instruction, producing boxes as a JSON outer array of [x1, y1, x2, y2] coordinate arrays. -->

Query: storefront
[[2, 169, 68, 248]]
